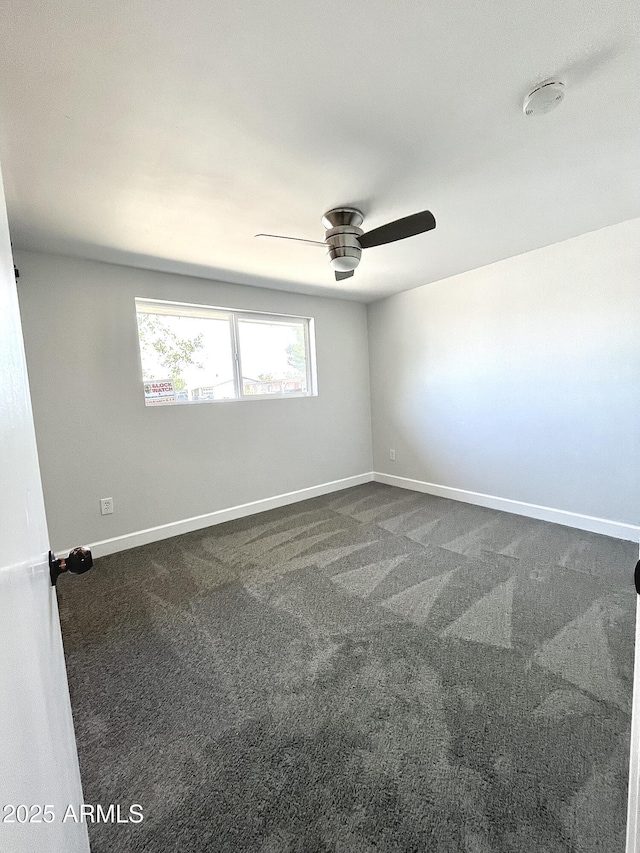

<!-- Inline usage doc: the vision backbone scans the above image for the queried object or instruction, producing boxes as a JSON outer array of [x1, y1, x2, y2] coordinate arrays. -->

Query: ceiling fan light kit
[[256, 205, 437, 282], [324, 220, 364, 272]]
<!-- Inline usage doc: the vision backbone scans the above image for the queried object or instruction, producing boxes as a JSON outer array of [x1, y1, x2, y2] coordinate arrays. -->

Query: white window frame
[[135, 298, 317, 405]]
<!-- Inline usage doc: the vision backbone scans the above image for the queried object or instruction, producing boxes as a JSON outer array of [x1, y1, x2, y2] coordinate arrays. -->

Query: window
[[135, 298, 316, 406]]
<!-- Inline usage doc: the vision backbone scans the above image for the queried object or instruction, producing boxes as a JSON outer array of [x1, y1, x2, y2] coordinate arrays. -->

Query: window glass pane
[[137, 312, 236, 403], [238, 319, 308, 396]]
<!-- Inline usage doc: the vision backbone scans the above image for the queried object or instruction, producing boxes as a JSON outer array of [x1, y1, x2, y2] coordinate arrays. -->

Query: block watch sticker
[[143, 379, 176, 406]]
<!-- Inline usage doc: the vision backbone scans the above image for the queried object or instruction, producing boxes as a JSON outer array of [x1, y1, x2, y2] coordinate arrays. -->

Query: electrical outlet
[[389, 449, 396, 461], [100, 497, 114, 515]]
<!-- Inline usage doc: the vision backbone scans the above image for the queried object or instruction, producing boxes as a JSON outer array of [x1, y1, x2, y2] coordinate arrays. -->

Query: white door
[[0, 166, 89, 852]]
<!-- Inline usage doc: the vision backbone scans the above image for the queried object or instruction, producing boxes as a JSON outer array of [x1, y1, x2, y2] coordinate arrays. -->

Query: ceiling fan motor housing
[[322, 208, 365, 272]]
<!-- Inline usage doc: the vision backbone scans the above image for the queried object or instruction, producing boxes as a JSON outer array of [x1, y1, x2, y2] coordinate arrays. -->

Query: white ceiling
[[1, 0, 639, 302]]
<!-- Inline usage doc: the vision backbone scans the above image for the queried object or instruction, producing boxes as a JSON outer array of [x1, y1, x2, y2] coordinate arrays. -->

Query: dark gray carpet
[[58, 483, 637, 852]]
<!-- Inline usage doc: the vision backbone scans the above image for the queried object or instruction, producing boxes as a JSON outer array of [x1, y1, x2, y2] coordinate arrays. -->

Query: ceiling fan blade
[[335, 270, 354, 281], [358, 210, 436, 249], [255, 233, 326, 248]]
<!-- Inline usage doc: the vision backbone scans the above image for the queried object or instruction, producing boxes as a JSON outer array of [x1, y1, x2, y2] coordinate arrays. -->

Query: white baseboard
[[74, 473, 375, 558], [374, 472, 640, 542], [71, 470, 639, 559]]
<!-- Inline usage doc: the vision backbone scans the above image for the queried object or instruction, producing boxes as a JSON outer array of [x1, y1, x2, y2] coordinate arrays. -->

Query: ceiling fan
[[256, 207, 436, 281]]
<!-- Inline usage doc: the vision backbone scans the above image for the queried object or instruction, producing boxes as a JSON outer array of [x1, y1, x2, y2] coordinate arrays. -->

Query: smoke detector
[[523, 79, 565, 116]]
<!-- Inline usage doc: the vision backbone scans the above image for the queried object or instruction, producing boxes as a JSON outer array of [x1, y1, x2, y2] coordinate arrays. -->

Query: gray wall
[[16, 251, 372, 550], [368, 218, 640, 526]]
